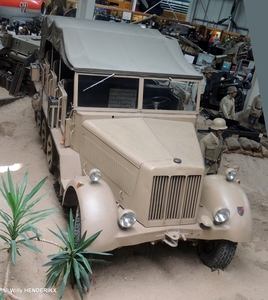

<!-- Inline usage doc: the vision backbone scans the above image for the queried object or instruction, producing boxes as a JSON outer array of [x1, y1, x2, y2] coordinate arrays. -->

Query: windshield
[[77, 74, 199, 111]]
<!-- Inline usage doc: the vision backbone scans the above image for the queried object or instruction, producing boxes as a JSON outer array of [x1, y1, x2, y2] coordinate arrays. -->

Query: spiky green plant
[[44, 210, 111, 300], [0, 169, 58, 265]]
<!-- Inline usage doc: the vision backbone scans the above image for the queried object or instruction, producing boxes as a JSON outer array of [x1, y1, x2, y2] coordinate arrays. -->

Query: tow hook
[[164, 230, 187, 247]]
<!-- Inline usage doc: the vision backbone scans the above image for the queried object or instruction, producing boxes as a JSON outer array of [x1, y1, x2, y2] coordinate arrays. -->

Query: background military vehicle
[[0, 33, 40, 96]]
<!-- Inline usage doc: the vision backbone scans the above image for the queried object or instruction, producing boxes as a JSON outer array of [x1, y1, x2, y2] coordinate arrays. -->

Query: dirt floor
[[0, 95, 268, 300]]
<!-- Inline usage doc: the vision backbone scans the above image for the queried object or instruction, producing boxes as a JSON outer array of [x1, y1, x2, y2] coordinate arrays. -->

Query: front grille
[[148, 175, 201, 222]]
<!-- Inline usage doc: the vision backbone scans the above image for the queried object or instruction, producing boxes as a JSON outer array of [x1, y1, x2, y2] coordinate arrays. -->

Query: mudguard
[[62, 175, 120, 252], [199, 174, 253, 242]]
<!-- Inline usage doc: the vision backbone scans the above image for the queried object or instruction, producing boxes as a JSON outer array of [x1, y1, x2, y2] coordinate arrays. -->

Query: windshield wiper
[[83, 73, 115, 92]]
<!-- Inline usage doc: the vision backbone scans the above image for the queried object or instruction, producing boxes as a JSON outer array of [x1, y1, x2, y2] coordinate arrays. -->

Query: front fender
[[199, 174, 253, 242], [62, 176, 119, 252]]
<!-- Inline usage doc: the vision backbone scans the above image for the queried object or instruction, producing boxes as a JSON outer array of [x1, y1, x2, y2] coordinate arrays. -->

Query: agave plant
[[0, 169, 58, 265], [44, 209, 111, 300]]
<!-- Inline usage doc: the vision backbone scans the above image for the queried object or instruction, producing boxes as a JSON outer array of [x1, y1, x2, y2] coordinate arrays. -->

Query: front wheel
[[74, 205, 81, 242], [197, 240, 237, 270]]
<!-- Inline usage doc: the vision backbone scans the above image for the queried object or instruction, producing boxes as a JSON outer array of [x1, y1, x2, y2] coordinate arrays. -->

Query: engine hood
[[82, 118, 204, 169]]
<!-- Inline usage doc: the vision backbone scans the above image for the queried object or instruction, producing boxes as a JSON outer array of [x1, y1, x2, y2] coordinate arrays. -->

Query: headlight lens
[[89, 169, 102, 182], [214, 208, 230, 224], [225, 168, 237, 181], [118, 210, 137, 229]]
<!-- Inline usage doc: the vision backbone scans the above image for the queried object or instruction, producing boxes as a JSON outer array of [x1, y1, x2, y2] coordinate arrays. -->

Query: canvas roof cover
[[40, 15, 202, 79]]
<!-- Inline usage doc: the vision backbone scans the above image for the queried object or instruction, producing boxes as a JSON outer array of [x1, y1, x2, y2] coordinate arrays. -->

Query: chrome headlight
[[225, 168, 237, 181], [214, 208, 230, 224], [89, 169, 102, 182], [118, 210, 137, 229]]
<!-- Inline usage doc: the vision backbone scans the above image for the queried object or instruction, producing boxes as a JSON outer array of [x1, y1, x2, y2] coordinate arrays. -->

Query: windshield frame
[[73, 72, 201, 114]]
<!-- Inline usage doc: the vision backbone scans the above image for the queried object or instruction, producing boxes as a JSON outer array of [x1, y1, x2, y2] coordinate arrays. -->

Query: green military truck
[[31, 15, 253, 270]]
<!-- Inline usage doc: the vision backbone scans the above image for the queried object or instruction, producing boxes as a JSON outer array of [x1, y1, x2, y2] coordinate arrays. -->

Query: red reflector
[[77, 182, 83, 188]]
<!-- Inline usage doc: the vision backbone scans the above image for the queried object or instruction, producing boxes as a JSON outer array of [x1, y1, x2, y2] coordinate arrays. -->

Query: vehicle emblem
[[237, 207, 244, 216]]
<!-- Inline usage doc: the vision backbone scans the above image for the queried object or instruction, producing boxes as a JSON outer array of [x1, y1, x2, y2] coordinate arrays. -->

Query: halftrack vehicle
[[31, 15, 253, 270]]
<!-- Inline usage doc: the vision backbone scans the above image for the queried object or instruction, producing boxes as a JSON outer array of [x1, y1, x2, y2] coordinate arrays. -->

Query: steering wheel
[[143, 96, 171, 110]]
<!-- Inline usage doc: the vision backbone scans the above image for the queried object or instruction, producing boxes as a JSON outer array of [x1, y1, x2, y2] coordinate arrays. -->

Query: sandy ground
[[0, 95, 268, 300]]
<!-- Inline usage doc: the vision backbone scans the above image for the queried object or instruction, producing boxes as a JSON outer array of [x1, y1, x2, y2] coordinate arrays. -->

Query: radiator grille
[[149, 175, 201, 221]]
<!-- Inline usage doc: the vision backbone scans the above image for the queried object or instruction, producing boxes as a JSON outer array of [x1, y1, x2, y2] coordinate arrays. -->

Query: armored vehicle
[[32, 15, 253, 270], [0, 33, 40, 95]]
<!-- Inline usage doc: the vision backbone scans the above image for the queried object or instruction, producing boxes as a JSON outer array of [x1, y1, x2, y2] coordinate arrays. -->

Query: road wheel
[[74, 205, 81, 242], [41, 118, 48, 153], [36, 110, 42, 135], [47, 133, 57, 174], [197, 240, 237, 270]]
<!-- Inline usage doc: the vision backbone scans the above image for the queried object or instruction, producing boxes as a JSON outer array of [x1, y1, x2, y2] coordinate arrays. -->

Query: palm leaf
[[0, 225, 13, 238], [58, 262, 71, 299], [48, 227, 71, 249], [76, 254, 92, 274], [76, 230, 102, 252], [78, 263, 90, 292], [67, 210, 75, 250], [79, 249, 111, 257], [19, 239, 42, 253], [22, 192, 50, 212], [20, 209, 58, 226], [0, 233, 11, 243], [46, 261, 67, 276], [20, 176, 48, 207], [0, 210, 12, 223], [87, 257, 111, 264], [11, 240, 17, 265], [0, 173, 10, 197], [46, 251, 70, 261], [44, 209, 111, 299], [23, 206, 55, 218], [43, 257, 69, 267], [0, 169, 57, 265], [7, 169, 16, 204], [17, 168, 28, 202], [75, 275, 84, 300], [45, 261, 68, 283]]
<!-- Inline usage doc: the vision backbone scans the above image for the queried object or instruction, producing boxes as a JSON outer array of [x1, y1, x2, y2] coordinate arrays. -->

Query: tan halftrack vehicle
[[31, 15, 253, 270]]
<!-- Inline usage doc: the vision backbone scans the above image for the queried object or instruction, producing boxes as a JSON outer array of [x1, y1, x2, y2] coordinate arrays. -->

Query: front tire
[[74, 205, 81, 242], [197, 240, 237, 270]]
